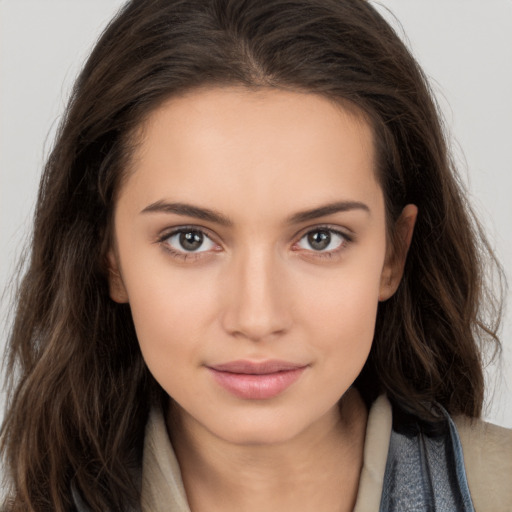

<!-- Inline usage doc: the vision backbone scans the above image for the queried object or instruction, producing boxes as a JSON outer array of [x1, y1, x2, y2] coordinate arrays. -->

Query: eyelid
[[155, 223, 353, 262], [157, 225, 215, 243], [294, 223, 354, 241], [156, 225, 221, 260], [292, 225, 353, 257]]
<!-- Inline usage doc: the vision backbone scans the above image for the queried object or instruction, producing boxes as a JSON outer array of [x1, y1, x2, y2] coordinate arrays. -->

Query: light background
[[1, 1, 511, 472]]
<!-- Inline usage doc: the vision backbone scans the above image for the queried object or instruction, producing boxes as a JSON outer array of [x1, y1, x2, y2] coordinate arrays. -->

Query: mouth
[[206, 360, 308, 400]]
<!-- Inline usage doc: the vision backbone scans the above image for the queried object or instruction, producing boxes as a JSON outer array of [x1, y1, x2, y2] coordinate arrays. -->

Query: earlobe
[[379, 204, 418, 301], [106, 249, 129, 303]]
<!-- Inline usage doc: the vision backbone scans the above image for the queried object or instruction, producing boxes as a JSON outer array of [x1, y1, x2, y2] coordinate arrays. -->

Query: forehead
[[120, 86, 383, 223]]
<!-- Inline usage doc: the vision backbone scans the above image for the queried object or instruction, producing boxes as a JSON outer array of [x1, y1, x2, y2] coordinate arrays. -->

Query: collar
[[141, 395, 392, 512]]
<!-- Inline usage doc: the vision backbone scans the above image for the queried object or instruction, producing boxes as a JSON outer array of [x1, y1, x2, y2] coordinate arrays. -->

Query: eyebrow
[[141, 201, 233, 226], [287, 201, 370, 223], [140, 200, 370, 226]]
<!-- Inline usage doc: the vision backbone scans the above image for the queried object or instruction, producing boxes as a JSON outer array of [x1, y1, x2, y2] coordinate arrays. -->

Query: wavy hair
[[1, 0, 504, 510]]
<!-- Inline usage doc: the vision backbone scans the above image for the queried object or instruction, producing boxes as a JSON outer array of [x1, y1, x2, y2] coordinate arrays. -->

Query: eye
[[163, 228, 217, 253], [296, 228, 348, 253]]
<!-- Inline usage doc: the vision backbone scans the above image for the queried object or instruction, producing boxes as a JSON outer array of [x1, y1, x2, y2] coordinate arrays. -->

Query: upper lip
[[208, 360, 307, 375]]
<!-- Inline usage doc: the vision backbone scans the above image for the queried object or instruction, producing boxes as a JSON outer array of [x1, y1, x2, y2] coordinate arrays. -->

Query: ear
[[379, 204, 418, 301], [106, 249, 129, 303]]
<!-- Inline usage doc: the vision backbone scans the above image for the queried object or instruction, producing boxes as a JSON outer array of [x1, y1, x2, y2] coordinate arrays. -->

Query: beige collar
[[140, 406, 190, 512], [141, 395, 392, 512], [352, 394, 392, 511]]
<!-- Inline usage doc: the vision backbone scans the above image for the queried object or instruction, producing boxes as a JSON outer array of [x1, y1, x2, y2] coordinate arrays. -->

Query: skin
[[108, 86, 417, 512]]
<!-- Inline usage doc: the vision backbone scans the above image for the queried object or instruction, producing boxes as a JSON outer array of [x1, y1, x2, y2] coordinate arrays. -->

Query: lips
[[207, 360, 307, 400]]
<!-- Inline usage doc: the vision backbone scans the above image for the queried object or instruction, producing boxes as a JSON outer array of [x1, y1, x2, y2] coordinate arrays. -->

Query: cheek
[[309, 280, 379, 356], [122, 262, 219, 377], [300, 252, 383, 326], [294, 249, 384, 369]]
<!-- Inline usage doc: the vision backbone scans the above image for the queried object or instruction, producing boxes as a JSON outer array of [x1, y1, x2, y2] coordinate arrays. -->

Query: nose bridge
[[222, 243, 290, 341]]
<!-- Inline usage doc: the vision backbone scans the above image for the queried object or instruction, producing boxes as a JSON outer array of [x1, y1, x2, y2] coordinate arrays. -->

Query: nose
[[221, 247, 292, 342]]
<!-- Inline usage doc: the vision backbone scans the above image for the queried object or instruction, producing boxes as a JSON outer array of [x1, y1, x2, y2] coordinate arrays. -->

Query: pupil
[[308, 230, 330, 250], [180, 231, 203, 251]]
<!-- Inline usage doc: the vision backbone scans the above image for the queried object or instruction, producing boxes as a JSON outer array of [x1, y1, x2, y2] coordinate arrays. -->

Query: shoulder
[[454, 415, 512, 511]]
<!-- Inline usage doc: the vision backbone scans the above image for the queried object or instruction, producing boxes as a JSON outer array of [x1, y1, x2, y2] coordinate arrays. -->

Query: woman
[[1, 0, 511, 510]]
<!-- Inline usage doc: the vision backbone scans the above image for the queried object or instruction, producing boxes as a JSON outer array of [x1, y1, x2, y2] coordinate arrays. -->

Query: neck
[[168, 388, 368, 512]]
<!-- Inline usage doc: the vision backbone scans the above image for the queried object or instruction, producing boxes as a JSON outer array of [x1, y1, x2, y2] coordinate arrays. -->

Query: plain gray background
[[1, 0, 511, 464]]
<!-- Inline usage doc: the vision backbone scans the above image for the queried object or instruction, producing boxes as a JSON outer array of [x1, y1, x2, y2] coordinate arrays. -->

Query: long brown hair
[[1, 0, 504, 510]]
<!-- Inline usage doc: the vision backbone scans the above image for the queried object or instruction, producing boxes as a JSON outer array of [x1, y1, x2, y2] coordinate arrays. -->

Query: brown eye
[[297, 228, 348, 252], [307, 230, 331, 250], [164, 229, 216, 253], [180, 231, 204, 251]]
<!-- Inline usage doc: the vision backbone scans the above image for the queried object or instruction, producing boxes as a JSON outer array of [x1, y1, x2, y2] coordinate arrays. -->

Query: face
[[108, 86, 415, 446]]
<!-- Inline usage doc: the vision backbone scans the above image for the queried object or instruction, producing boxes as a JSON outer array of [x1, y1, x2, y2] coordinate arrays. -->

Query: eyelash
[[156, 226, 219, 261], [293, 227, 352, 259], [156, 225, 353, 262]]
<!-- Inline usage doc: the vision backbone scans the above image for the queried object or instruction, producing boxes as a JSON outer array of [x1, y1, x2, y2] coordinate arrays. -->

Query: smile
[[207, 360, 308, 400]]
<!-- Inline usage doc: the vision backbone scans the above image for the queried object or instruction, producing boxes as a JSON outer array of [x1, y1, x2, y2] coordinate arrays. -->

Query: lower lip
[[208, 367, 306, 400]]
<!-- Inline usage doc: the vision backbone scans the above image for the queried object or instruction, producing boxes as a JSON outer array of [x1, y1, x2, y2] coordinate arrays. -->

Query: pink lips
[[207, 360, 307, 400]]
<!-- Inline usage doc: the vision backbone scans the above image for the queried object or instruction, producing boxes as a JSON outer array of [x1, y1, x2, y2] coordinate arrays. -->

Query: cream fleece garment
[[453, 414, 512, 511], [141, 395, 512, 512]]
